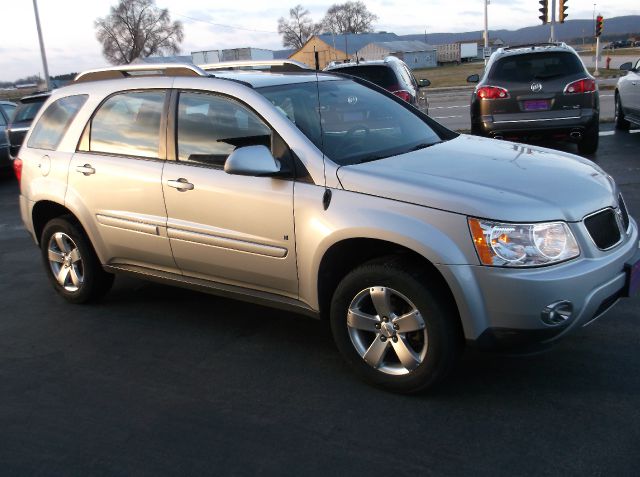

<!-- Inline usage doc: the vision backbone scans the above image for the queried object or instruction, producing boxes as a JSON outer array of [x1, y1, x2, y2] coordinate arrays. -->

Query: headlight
[[468, 218, 580, 267]]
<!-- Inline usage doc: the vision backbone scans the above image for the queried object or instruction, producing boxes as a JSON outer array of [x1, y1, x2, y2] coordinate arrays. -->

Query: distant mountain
[[401, 15, 640, 45]]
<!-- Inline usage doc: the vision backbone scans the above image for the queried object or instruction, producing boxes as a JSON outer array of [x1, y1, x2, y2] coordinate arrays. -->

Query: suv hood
[[336, 135, 616, 222]]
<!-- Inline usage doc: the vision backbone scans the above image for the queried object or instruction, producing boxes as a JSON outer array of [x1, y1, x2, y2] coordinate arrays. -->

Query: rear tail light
[[564, 78, 596, 94], [391, 90, 412, 102], [476, 86, 510, 99], [13, 157, 22, 185]]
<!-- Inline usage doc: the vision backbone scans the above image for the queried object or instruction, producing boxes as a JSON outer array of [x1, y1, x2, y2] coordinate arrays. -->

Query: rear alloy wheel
[[577, 123, 599, 155], [41, 217, 113, 303], [615, 93, 631, 131], [330, 257, 462, 393]]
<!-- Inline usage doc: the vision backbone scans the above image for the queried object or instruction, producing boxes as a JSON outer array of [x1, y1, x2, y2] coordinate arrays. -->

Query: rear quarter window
[[489, 52, 586, 82], [27, 95, 87, 150]]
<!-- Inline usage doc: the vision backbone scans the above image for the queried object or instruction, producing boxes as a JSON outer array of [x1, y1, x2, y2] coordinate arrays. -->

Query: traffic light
[[595, 15, 604, 37], [559, 0, 568, 23], [538, 0, 548, 24]]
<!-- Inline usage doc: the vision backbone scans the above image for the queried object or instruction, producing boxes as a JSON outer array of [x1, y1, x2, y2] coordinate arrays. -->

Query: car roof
[[494, 43, 576, 57], [0, 100, 16, 106], [325, 57, 403, 71]]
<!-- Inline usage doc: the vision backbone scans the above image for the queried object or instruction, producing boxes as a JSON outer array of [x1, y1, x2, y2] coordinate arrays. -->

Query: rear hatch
[[481, 51, 595, 120], [8, 94, 49, 157]]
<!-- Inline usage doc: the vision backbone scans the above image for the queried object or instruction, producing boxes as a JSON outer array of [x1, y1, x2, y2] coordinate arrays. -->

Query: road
[[1, 128, 639, 475], [429, 87, 617, 131]]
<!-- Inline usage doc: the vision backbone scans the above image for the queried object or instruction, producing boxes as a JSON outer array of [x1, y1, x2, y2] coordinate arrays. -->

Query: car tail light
[[476, 86, 510, 99], [391, 90, 412, 102], [13, 157, 22, 185], [564, 78, 596, 94]]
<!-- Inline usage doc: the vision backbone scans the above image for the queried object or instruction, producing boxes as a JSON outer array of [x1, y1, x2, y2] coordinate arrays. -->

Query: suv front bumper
[[438, 218, 639, 351]]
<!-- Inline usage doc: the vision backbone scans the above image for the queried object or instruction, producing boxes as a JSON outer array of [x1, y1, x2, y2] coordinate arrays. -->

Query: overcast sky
[[1, 0, 638, 82]]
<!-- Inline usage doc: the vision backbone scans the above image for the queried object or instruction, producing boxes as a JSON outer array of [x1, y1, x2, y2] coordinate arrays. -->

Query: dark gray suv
[[468, 43, 599, 154]]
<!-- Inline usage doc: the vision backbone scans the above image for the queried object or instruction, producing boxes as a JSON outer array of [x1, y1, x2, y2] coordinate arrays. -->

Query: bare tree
[[277, 5, 321, 49], [95, 0, 184, 65], [322, 1, 377, 34]]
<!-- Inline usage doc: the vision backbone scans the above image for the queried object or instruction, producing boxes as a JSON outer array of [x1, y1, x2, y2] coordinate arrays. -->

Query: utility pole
[[484, 0, 489, 66], [32, 0, 51, 91], [550, 0, 556, 41]]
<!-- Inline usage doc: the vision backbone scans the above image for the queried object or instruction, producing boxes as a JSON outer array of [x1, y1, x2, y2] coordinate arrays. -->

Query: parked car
[[615, 58, 640, 130], [467, 43, 599, 154], [0, 100, 17, 173], [324, 57, 431, 114], [15, 63, 639, 393], [7, 92, 50, 159]]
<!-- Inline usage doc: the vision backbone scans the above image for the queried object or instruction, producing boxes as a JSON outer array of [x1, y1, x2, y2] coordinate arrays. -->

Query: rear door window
[[27, 95, 87, 150], [82, 90, 166, 158], [489, 52, 585, 82]]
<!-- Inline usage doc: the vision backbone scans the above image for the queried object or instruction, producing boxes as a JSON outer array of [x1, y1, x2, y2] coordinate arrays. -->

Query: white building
[[355, 41, 437, 69]]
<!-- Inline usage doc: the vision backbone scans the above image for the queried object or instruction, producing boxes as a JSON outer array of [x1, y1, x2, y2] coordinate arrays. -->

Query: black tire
[[329, 256, 462, 393], [577, 123, 599, 155], [40, 217, 114, 304], [615, 93, 631, 131]]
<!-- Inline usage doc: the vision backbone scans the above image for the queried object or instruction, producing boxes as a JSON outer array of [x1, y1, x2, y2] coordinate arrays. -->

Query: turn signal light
[[13, 157, 23, 185], [564, 78, 596, 94], [476, 86, 509, 99]]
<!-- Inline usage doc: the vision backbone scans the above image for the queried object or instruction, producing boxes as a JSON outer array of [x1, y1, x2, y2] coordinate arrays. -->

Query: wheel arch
[[316, 237, 462, 328]]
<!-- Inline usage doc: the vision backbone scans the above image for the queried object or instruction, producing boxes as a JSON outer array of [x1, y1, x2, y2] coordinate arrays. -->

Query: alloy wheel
[[47, 232, 84, 292], [347, 286, 428, 375]]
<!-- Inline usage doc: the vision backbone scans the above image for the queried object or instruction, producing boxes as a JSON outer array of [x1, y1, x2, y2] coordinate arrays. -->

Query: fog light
[[541, 301, 573, 326]]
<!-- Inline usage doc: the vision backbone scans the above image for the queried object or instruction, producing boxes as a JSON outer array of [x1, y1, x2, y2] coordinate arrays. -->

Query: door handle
[[167, 178, 194, 191], [76, 164, 95, 176]]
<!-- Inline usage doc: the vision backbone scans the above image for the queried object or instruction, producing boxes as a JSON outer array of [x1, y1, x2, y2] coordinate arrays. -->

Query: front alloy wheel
[[330, 257, 462, 393], [347, 286, 427, 375]]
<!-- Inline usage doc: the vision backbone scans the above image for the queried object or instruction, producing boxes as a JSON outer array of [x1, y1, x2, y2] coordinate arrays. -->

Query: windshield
[[257, 79, 442, 166], [332, 65, 399, 90]]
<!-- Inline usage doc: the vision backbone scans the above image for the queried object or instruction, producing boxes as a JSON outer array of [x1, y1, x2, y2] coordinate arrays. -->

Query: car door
[[629, 59, 640, 114], [161, 90, 298, 296], [68, 88, 178, 272]]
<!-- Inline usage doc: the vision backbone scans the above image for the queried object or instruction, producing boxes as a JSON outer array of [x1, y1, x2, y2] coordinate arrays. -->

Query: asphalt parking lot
[[1, 127, 639, 476]]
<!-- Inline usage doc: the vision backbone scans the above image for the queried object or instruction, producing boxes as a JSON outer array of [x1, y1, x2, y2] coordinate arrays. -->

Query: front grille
[[584, 208, 621, 250], [619, 194, 630, 232]]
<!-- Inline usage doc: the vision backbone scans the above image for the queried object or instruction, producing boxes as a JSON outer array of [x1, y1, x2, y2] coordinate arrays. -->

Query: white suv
[[15, 64, 639, 393]]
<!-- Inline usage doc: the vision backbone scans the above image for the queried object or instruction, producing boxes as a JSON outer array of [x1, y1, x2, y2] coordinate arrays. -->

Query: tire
[[614, 93, 631, 131], [40, 217, 114, 304], [329, 256, 462, 393], [577, 123, 599, 155]]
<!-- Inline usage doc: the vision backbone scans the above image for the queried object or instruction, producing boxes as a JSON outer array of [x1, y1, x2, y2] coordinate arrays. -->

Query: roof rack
[[199, 59, 311, 73], [73, 64, 209, 83], [502, 42, 567, 51]]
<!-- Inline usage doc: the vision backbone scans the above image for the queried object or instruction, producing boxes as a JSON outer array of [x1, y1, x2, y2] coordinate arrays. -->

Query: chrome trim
[[8, 126, 30, 133], [582, 207, 624, 251], [96, 214, 160, 236], [167, 227, 287, 258], [492, 116, 581, 124], [618, 193, 631, 234]]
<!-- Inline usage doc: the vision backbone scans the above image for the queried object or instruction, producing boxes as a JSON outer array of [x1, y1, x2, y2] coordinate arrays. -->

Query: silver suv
[[15, 64, 640, 393]]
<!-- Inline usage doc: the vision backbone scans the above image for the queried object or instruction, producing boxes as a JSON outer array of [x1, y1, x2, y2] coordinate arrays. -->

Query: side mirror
[[224, 145, 281, 177], [417, 78, 431, 88], [620, 62, 633, 71], [467, 74, 480, 83]]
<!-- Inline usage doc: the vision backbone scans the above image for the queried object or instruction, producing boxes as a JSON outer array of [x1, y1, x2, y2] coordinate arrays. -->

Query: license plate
[[624, 258, 640, 297], [523, 100, 550, 111]]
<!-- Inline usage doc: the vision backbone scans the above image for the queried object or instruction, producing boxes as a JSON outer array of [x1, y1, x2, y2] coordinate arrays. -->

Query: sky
[[0, 0, 638, 82]]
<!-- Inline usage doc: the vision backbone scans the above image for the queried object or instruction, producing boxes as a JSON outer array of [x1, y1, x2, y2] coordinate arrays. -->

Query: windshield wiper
[[407, 141, 442, 152]]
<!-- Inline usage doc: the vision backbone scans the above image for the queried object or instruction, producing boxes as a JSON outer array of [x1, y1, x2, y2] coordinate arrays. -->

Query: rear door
[[68, 87, 178, 272], [161, 89, 298, 296]]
